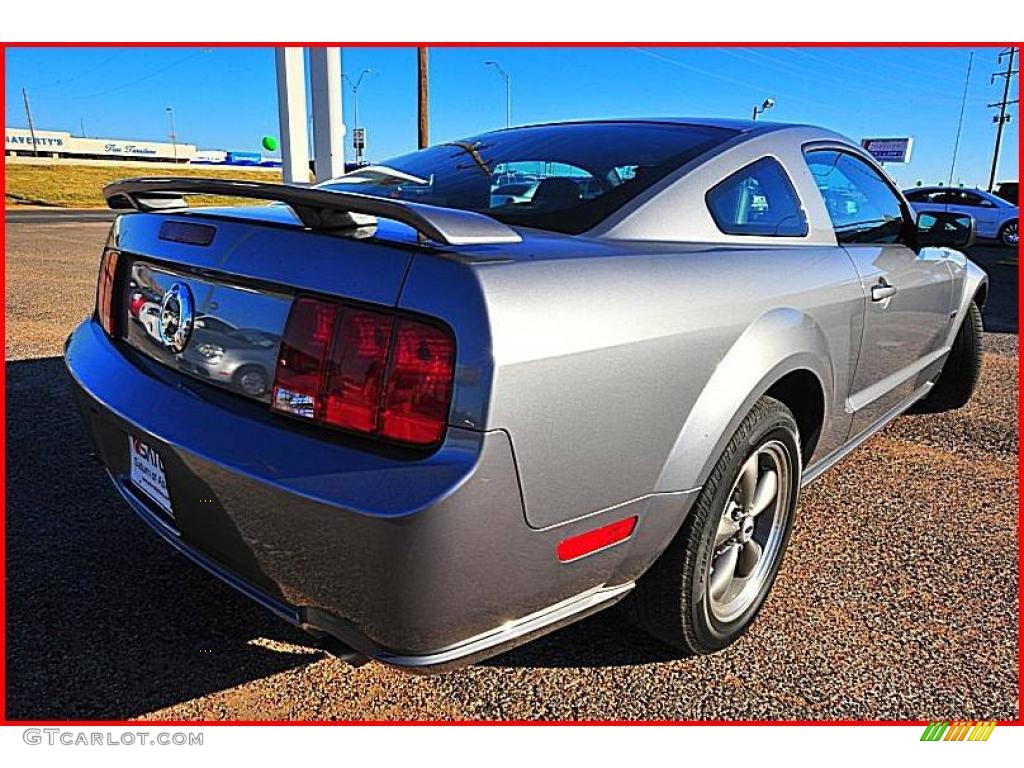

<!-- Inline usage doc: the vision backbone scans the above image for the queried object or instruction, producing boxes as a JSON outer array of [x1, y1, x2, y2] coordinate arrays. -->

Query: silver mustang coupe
[[65, 119, 987, 671]]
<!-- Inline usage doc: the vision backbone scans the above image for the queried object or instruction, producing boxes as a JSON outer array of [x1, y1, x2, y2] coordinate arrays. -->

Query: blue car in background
[[905, 186, 1018, 247]]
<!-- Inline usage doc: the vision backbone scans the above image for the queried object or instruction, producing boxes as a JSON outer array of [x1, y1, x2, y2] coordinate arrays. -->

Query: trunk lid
[[113, 209, 415, 403]]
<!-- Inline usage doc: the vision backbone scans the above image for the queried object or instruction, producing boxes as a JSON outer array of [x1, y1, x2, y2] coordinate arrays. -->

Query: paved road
[[4, 221, 1018, 721], [5, 208, 119, 224]]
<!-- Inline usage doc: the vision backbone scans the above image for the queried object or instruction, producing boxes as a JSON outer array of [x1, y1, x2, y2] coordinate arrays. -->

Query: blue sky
[[5, 46, 1018, 187]]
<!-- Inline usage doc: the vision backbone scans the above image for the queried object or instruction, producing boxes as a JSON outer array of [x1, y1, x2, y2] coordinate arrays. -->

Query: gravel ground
[[4, 221, 1018, 721]]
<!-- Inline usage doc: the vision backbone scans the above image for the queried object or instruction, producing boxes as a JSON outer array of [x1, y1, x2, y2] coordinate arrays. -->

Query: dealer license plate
[[128, 435, 174, 517]]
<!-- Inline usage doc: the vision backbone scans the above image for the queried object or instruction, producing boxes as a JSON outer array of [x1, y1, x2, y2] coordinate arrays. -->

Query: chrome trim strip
[[110, 463, 633, 669], [803, 381, 933, 486], [374, 582, 635, 668], [845, 347, 948, 413]]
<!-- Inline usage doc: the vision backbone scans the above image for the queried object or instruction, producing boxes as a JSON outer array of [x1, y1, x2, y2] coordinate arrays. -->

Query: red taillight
[[323, 309, 393, 432], [271, 297, 338, 420], [272, 298, 455, 447], [380, 320, 455, 445], [96, 249, 120, 336], [556, 516, 638, 563]]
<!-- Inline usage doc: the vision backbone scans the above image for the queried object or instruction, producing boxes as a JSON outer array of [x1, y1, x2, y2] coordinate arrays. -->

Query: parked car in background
[[994, 181, 1018, 206], [490, 181, 540, 207], [67, 119, 987, 671], [905, 186, 1018, 247]]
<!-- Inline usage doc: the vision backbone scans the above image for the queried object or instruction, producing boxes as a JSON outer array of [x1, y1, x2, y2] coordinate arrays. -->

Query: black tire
[[628, 396, 801, 655], [998, 219, 1018, 248], [912, 300, 983, 413], [233, 365, 269, 397]]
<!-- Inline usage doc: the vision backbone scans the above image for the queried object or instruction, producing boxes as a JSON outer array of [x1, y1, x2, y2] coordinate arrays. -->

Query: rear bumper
[[65, 319, 683, 669]]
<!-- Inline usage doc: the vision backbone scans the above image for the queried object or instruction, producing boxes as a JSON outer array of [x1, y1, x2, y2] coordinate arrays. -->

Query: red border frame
[[1, 41, 1021, 727]]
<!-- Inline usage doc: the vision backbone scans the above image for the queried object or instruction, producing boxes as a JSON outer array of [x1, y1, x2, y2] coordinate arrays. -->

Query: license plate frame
[[128, 435, 174, 517]]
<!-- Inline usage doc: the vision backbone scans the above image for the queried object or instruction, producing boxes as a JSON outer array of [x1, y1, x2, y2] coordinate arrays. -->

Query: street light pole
[[484, 61, 512, 128], [165, 107, 177, 163], [751, 97, 775, 121], [343, 68, 372, 165], [21, 88, 39, 157]]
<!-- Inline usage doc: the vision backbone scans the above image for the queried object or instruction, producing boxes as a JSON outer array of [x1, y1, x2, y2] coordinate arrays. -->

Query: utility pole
[[21, 88, 39, 157], [987, 47, 1018, 192], [79, 116, 86, 138], [166, 107, 178, 163], [418, 47, 429, 148]]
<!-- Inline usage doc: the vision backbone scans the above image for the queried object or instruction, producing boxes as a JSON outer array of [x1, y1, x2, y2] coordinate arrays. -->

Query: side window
[[804, 150, 905, 244], [951, 191, 994, 208], [906, 189, 946, 204], [705, 157, 807, 237]]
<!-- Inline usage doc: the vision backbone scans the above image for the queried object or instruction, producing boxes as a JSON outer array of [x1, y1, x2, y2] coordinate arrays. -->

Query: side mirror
[[915, 211, 975, 249]]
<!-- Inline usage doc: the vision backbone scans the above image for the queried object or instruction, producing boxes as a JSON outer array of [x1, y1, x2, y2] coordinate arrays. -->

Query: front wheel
[[628, 396, 801, 655], [911, 300, 983, 413]]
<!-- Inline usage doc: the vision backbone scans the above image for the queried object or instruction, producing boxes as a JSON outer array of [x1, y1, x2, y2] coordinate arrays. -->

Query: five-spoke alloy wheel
[[707, 440, 792, 623], [630, 396, 801, 655]]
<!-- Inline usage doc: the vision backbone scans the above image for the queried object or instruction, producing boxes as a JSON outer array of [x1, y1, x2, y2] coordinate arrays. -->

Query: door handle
[[871, 281, 898, 302]]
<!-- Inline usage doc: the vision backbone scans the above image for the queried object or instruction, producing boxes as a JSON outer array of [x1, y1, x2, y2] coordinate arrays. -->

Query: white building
[[5, 127, 196, 163]]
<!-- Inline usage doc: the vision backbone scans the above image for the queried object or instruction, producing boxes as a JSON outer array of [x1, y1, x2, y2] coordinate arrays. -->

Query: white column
[[274, 47, 310, 185], [309, 47, 346, 182]]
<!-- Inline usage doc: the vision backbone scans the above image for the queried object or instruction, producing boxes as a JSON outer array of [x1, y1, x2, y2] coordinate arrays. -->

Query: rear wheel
[[912, 300, 983, 413], [998, 220, 1018, 248], [629, 396, 800, 654]]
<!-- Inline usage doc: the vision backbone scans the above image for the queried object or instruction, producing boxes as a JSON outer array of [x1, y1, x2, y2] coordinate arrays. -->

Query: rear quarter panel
[[432, 241, 866, 530]]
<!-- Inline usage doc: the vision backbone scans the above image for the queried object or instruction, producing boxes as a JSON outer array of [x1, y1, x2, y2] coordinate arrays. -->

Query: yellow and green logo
[[920, 721, 997, 741]]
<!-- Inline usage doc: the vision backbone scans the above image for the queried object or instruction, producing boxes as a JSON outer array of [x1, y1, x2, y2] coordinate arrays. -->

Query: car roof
[[908, 185, 990, 194], [481, 116, 814, 137]]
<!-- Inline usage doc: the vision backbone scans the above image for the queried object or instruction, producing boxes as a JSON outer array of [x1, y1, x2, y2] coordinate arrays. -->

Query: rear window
[[319, 122, 738, 235]]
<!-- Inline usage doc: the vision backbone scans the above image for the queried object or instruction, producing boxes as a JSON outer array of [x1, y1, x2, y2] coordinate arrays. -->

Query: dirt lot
[[4, 219, 1018, 721]]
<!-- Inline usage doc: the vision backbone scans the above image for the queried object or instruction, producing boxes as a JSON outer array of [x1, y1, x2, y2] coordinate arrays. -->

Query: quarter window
[[705, 157, 807, 237], [804, 150, 905, 244]]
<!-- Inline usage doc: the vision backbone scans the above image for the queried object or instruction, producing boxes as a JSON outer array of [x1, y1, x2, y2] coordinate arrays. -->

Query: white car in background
[[490, 180, 540, 207], [904, 186, 1018, 247]]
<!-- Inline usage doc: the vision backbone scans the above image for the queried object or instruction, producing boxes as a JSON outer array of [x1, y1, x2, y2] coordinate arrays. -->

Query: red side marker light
[[556, 516, 638, 563]]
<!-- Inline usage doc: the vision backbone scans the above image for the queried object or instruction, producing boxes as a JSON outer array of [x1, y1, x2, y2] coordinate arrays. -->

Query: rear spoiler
[[103, 177, 522, 246]]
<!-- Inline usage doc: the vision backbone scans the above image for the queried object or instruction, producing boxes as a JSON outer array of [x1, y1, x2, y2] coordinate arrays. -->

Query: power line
[[847, 48, 976, 80], [631, 47, 850, 115], [733, 47, 984, 105], [23, 48, 126, 91], [69, 50, 203, 101], [948, 52, 974, 186]]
